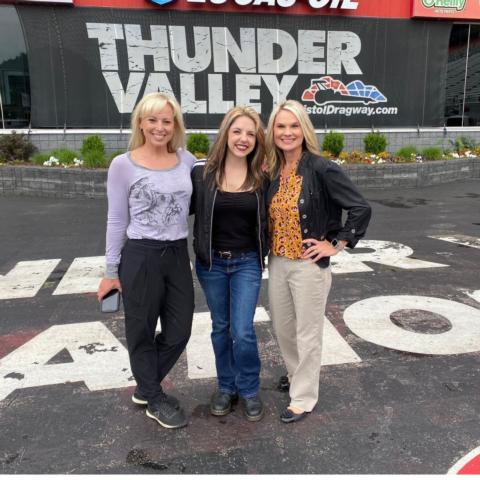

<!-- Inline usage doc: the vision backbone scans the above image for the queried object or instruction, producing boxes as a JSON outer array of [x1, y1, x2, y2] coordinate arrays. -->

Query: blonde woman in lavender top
[[97, 92, 195, 429]]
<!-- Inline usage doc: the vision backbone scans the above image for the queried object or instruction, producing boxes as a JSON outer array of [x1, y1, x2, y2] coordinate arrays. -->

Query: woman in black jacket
[[191, 106, 268, 421], [265, 99, 371, 423]]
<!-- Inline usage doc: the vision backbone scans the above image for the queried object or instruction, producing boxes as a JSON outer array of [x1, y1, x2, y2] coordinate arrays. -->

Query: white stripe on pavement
[[429, 234, 480, 249]]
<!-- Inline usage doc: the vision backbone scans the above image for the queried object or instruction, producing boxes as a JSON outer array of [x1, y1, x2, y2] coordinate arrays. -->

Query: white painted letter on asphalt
[[344, 295, 480, 355], [429, 234, 480, 250], [53, 256, 105, 296], [0, 259, 60, 300], [467, 290, 480, 304], [187, 308, 361, 379], [331, 240, 449, 274], [186, 307, 271, 379], [0, 321, 134, 401]]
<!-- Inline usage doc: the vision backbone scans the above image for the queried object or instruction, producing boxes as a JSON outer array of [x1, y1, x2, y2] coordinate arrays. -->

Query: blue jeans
[[196, 252, 262, 398]]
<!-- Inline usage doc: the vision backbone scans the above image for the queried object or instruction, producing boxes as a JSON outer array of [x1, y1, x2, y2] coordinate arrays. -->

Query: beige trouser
[[268, 254, 332, 412]]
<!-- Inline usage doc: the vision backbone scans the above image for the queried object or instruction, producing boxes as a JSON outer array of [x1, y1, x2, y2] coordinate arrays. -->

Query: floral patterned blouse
[[269, 169, 304, 259]]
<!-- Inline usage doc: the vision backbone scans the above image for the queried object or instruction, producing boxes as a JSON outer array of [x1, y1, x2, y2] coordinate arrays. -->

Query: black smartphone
[[101, 289, 120, 313]]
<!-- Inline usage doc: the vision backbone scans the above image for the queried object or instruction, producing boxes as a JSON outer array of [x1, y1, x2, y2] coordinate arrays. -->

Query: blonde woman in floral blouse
[[265, 100, 371, 423]]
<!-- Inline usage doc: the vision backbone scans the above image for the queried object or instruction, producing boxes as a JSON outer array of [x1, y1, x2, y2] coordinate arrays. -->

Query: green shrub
[[363, 131, 387, 154], [450, 136, 477, 153], [83, 150, 108, 169], [421, 146, 443, 161], [80, 135, 106, 168], [51, 148, 79, 165], [395, 146, 417, 162], [81, 135, 105, 157], [322, 131, 344, 158], [31, 153, 50, 165], [187, 133, 209, 158], [0, 132, 37, 163]]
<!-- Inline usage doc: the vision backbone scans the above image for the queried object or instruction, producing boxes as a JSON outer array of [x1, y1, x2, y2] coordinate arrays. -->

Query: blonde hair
[[265, 99, 321, 179], [129, 92, 186, 152], [205, 106, 266, 192]]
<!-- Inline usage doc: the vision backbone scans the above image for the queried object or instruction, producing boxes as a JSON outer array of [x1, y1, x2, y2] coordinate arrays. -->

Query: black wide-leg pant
[[119, 238, 194, 403]]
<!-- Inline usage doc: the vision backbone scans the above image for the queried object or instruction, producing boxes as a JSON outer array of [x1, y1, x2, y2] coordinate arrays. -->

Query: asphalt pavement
[[0, 179, 479, 474]]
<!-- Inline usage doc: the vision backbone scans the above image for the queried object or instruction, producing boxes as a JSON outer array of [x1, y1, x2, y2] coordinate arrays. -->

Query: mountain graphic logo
[[301, 76, 387, 106]]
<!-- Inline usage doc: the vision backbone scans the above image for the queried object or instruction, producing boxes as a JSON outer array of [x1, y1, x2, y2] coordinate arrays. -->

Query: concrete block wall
[[27, 132, 129, 156], [343, 158, 480, 189], [0, 165, 107, 198]]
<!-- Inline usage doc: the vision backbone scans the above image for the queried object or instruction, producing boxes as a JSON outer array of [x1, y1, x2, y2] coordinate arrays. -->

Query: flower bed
[[329, 149, 480, 166]]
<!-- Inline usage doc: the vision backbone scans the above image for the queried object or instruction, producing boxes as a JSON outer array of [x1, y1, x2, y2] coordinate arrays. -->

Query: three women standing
[[265, 100, 371, 423], [97, 92, 195, 429], [191, 106, 268, 422], [98, 92, 371, 428]]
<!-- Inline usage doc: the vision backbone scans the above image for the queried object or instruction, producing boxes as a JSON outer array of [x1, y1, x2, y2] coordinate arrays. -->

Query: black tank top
[[212, 190, 257, 252]]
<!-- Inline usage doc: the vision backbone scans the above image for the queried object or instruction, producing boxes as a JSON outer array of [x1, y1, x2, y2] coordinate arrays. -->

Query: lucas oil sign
[[17, 6, 450, 128], [149, 0, 359, 9]]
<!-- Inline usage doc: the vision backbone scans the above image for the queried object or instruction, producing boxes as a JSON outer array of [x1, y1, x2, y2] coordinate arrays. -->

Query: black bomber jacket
[[190, 160, 269, 270], [266, 150, 372, 268]]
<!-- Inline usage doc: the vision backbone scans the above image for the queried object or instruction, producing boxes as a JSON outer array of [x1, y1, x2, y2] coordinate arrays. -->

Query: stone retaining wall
[[0, 165, 106, 198], [344, 158, 480, 189], [1, 158, 479, 198]]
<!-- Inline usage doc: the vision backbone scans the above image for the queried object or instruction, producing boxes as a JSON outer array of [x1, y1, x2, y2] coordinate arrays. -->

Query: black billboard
[[17, 5, 451, 129]]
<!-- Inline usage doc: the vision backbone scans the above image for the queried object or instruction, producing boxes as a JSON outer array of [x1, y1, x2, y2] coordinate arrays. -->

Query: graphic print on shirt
[[129, 177, 184, 226]]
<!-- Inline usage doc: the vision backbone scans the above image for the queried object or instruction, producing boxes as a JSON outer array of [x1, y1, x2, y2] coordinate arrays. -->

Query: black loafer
[[280, 407, 308, 424], [243, 395, 264, 422], [210, 391, 238, 416], [277, 375, 290, 392]]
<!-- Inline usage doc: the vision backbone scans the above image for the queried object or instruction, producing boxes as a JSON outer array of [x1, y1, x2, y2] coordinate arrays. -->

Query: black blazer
[[266, 150, 372, 268]]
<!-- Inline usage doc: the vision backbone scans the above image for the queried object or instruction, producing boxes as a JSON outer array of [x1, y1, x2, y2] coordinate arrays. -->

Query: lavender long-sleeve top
[[105, 149, 196, 278]]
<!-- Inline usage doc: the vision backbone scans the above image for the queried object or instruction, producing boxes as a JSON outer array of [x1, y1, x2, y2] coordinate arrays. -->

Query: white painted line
[[467, 290, 480, 303], [344, 295, 480, 355], [0, 259, 60, 300], [429, 234, 480, 249], [53, 256, 105, 295], [448, 445, 480, 474]]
